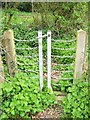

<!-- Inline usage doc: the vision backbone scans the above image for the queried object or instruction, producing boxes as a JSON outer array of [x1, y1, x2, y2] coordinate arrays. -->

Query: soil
[[31, 93, 65, 120], [32, 62, 65, 120]]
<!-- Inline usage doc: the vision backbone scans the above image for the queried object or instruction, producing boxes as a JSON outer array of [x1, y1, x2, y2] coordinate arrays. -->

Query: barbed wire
[[61, 70, 74, 73], [17, 62, 38, 66], [14, 34, 48, 42], [16, 55, 39, 58], [52, 39, 76, 42], [54, 63, 74, 66], [16, 47, 38, 50], [52, 82, 72, 86], [52, 47, 76, 51], [15, 38, 76, 43], [20, 69, 39, 73], [1, 36, 76, 86], [51, 55, 75, 58], [14, 38, 37, 42]]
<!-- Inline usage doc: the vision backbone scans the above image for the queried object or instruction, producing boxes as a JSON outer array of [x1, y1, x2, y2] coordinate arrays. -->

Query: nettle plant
[[61, 80, 89, 118], [1, 72, 56, 119]]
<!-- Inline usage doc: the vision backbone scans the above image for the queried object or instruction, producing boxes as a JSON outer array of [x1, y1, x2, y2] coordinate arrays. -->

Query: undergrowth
[[61, 80, 89, 118], [0, 72, 56, 119]]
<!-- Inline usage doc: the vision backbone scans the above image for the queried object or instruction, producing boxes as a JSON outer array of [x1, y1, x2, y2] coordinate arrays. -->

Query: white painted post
[[38, 30, 43, 90], [74, 29, 87, 84], [47, 30, 52, 90]]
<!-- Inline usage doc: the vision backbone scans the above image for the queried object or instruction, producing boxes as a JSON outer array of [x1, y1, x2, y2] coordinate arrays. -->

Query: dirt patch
[[31, 104, 63, 120], [31, 94, 65, 120]]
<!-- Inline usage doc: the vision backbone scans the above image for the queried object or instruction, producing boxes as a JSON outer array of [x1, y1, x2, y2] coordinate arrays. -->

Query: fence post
[[38, 30, 43, 90], [74, 29, 87, 84], [3, 30, 17, 76], [47, 30, 52, 90]]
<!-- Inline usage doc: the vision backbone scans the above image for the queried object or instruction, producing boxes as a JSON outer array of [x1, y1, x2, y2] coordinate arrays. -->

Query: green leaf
[[11, 110, 15, 115]]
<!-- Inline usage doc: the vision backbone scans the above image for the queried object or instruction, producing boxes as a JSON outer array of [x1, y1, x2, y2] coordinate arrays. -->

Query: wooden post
[[3, 30, 17, 76], [38, 30, 43, 90], [74, 29, 87, 84]]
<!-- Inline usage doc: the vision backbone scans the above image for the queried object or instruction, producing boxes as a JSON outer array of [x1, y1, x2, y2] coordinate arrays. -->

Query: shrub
[[17, 3, 32, 12], [0, 72, 56, 119], [61, 80, 89, 118]]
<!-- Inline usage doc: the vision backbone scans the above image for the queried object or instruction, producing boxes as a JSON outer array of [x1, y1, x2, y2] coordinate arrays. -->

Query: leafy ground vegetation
[[0, 2, 89, 119]]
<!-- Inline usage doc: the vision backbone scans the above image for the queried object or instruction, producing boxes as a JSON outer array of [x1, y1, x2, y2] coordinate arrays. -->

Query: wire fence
[[14, 37, 39, 77], [0, 29, 78, 90], [0, 29, 88, 91], [51, 38, 76, 87], [14, 34, 77, 88]]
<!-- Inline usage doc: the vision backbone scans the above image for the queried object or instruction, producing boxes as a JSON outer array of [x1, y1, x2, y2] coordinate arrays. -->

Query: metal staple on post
[[38, 30, 43, 90]]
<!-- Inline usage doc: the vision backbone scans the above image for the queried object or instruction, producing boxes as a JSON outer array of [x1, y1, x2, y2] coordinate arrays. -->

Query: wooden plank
[[74, 29, 87, 84]]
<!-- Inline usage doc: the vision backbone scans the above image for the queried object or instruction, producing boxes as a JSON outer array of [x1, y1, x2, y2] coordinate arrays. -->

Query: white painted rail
[[38, 30, 43, 90], [47, 31, 52, 91]]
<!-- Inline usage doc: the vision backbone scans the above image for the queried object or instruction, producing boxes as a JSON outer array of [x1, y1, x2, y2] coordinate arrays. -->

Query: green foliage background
[[0, 2, 88, 119]]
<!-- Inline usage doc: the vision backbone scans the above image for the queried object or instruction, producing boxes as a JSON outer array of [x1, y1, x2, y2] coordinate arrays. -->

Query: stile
[[47, 30, 52, 90], [38, 30, 43, 90]]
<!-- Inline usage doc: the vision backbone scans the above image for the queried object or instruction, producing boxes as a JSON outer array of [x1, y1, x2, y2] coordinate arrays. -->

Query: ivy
[[61, 81, 89, 118], [0, 72, 56, 119]]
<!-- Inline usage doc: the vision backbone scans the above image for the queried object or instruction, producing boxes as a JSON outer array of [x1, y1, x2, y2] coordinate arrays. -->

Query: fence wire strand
[[52, 47, 76, 51], [51, 55, 75, 58], [55, 63, 74, 66], [20, 69, 39, 73], [52, 39, 76, 42], [14, 38, 37, 42], [17, 62, 38, 66], [16, 55, 38, 58], [16, 47, 38, 50]]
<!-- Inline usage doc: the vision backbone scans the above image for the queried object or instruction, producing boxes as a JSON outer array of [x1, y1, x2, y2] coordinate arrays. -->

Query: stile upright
[[38, 30, 43, 90], [47, 31, 52, 90]]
